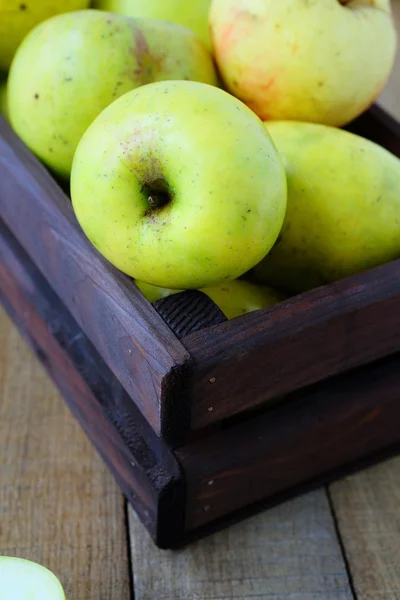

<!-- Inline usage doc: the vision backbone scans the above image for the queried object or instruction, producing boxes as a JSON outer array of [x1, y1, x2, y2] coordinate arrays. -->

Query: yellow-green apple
[[0, 78, 8, 120], [0, 557, 66, 600], [94, 0, 212, 49], [254, 121, 400, 292], [210, 0, 397, 127], [7, 10, 217, 178], [71, 81, 287, 289], [136, 279, 284, 319], [0, 0, 90, 72]]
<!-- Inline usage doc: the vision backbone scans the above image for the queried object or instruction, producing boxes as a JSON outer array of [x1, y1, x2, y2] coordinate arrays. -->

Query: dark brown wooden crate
[[3, 107, 400, 444], [2, 106, 400, 547], [4, 217, 400, 548], [4, 220, 400, 547]]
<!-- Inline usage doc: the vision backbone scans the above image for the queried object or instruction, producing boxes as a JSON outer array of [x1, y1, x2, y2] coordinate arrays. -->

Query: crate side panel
[[178, 352, 400, 530]]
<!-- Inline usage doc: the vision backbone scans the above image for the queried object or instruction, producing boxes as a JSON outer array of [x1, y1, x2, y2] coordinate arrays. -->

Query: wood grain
[[128, 491, 353, 600], [330, 458, 400, 600], [177, 352, 400, 530], [0, 221, 185, 548], [0, 305, 132, 599], [153, 290, 227, 340], [0, 117, 190, 437]]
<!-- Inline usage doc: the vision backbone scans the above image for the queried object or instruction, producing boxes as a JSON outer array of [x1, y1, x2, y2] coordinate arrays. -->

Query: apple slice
[[0, 557, 66, 600]]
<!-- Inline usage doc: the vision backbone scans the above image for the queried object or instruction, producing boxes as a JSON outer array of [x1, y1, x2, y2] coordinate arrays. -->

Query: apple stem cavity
[[142, 178, 172, 211]]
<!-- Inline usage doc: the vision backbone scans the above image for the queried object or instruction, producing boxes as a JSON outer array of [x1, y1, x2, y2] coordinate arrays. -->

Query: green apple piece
[[202, 280, 283, 319], [136, 280, 283, 319], [254, 121, 400, 293], [0, 0, 90, 72], [136, 280, 181, 303], [0, 78, 8, 121], [210, 0, 397, 127], [71, 81, 287, 290], [7, 10, 218, 178], [0, 557, 65, 600], [94, 0, 212, 49]]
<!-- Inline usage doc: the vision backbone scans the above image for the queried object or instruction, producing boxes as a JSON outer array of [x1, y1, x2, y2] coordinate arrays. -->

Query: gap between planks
[[330, 457, 400, 600], [128, 489, 354, 600]]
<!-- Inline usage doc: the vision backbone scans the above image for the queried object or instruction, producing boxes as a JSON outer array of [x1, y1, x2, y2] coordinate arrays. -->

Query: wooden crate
[[2, 106, 400, 548]]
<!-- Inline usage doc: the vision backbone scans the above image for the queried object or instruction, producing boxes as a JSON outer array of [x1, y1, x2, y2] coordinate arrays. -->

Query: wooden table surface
[[2, 4, 400, 599]]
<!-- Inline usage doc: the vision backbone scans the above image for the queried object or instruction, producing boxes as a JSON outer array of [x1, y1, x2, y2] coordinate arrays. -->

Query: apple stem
[[142, 179, 171, 210], [148, 196, 158, 208], [147, 194, 170, 209]]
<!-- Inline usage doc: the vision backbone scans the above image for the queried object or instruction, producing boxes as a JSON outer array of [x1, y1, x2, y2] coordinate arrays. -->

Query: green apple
[[7, 10, 218, 178], [0, 557, 65, 600], [94, 0, 212, 49], [0, 78, 8, 121], [136, 281, 179, 303], [71, 81, 287, 289], [254, 121, 400, 292], [210, 0, 397, 127], [136, 279, 284, 319], [203, 280, 284, 318], [0, 0, 90, 72]]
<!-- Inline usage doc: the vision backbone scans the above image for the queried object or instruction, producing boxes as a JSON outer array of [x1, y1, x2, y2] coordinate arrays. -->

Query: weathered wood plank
[[0, 117, 190, 437], [0, 307, 132, 599], [129, 491, 353, 600], [330, 457, 400, 600]]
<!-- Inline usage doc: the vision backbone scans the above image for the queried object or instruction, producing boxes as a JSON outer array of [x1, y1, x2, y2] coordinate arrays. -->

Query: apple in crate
[[0, 0, 90, 71], [7, 10, 217, 178], [94, 0, 212, 49], [210, 0, 397, 126], [71, 81, 287, 290], [0, 557, 66, 600], [254, 121, 400, 292]]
